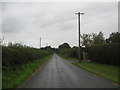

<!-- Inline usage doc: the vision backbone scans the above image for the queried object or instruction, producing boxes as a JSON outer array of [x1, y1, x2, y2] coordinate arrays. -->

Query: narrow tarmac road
[[21, 54, 118, 88]]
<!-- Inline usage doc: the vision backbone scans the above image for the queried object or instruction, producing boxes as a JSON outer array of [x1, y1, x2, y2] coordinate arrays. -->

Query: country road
[[21, 54, 118, 88]]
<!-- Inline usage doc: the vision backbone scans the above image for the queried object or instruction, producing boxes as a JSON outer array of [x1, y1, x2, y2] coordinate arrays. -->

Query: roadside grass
[[59, 55, 77, 61], [73, 62, 119, 84], [2, 55, 52, 89], [60, 55, 119, 84]]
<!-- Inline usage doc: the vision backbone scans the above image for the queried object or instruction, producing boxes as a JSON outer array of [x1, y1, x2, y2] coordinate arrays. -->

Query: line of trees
[[81, 31, 120, 47], [58, 31, 120, 66], [1, 31, 120, 68]]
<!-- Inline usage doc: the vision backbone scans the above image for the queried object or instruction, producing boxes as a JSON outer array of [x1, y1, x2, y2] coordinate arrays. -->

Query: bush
[[88, 43, 119, 65]]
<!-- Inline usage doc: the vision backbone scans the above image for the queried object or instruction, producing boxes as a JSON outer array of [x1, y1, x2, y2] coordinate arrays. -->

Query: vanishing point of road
[[21, 54, 118, 88]]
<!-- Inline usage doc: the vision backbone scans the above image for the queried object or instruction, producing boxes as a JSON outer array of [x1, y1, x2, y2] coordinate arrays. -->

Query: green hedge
[[2, 44, 53, 70], [88, 43, 119, 65]]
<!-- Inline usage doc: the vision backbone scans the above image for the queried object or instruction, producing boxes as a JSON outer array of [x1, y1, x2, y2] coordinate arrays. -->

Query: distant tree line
[[57, 31, 120, 66], [58, 43, 78, 58]]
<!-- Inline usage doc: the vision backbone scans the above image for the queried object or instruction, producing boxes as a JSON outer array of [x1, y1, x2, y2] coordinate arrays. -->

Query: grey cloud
[[2, 2, 118, 48], [58, 20, 76, 31], [34, 8, 77, 28], [0, 3, 2, 35], [2, 17, 23, 33], [34, 2, 117, 30]]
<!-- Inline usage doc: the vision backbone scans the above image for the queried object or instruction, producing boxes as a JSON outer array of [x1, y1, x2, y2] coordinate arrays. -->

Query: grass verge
[[59, 55, 77, 61], [73, 62, 119, 84], [2, 55, 52, 89], [60, 55, 119, 84]]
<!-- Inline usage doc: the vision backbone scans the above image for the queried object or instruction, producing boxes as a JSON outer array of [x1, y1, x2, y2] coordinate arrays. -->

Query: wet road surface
[[21, 54, 118, 88]]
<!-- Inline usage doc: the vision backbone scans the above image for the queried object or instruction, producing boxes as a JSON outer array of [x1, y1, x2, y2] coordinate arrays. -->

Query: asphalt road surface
[[21, 54, 118, 88]]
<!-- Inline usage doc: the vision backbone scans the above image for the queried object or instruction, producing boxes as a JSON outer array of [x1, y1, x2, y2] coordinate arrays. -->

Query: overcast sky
[[1, 2, 118, 48]]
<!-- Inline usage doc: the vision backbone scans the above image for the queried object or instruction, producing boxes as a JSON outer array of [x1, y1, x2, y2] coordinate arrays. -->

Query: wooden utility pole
[[40, 37, 41, 49], [75, 12, 84, 63]]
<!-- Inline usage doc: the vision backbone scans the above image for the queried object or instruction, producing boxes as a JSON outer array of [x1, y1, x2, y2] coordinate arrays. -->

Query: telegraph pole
[[40, 37, 41, 49], [75, 12, 84, 63]]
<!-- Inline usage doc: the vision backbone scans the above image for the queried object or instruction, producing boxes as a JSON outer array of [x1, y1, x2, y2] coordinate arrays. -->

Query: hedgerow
[[88, 43, 119, 65], [2, 43, 53, 70]]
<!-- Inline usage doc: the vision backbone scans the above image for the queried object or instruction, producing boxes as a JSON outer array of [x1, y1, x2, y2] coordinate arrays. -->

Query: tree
[[58, 43, 71, 50], [92, 31, 105, 45], [58, 43, 71, 56], [81, 31, 105, 47], [0, 38, 4, 45], [81, 33, 93, 47], [106, 32, 120, 43]]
